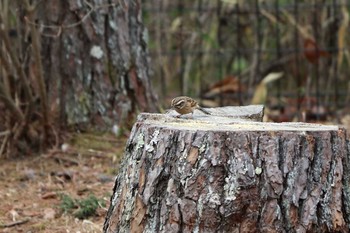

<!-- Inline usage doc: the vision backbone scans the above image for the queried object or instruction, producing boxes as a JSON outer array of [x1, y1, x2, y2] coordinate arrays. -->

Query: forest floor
[[0, 132, 126, 233]]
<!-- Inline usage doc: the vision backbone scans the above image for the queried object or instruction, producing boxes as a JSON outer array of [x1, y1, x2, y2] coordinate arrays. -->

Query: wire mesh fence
[[142, 0, 350, 121]]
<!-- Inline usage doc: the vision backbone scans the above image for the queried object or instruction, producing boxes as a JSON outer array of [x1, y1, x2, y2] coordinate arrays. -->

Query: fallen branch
[[0, 219, 29, 228]]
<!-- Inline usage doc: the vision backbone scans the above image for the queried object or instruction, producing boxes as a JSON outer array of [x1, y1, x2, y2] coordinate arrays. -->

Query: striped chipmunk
[[171, 96, 210, 117]]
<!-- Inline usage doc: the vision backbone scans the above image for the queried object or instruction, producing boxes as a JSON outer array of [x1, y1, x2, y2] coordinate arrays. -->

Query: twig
[[0, 218, 29, 228], [24, 0, 50, 142], [281, 9, 311, 39], [24, 0, 120, 37], [50, 124, 60, 148], [0, 129, 10, 158], [0, 83, 25, 121], [0, 130, 10, 137], [43, 149, 80, 165], [52, 155, 80, 166], [0, 14, 34, 104]]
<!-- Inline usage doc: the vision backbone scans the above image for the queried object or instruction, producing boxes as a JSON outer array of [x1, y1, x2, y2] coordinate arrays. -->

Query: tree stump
[[104, 107, 350, 233]]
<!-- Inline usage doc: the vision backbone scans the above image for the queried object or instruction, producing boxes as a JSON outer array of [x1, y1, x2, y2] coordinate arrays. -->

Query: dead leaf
[[251, 72, 283, 105], [41, 192, 57, 199]]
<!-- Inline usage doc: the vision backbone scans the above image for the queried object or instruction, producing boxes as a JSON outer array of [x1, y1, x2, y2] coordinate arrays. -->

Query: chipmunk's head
[[171, 97, 186, 109]]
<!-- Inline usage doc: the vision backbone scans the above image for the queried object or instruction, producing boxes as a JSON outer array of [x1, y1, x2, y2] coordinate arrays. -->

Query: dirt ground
[[0, 133, 126, 233]]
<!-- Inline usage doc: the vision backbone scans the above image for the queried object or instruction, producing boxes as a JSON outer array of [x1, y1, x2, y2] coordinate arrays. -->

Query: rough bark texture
[[104, 111, 350, 233], [36, 0, 157, 128]]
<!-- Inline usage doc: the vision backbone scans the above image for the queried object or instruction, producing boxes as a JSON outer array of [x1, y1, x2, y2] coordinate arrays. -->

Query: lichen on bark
[[38, 0, 157, 129]]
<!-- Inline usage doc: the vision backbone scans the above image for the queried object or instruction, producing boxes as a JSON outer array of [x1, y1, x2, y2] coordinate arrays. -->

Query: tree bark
[[36, 0, 157, 128], [0, 0, 157, 156], [104, 109, 350, 233]]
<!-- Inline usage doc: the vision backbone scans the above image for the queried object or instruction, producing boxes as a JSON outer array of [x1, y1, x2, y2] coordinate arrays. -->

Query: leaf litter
[[0, 132, 125, 233]]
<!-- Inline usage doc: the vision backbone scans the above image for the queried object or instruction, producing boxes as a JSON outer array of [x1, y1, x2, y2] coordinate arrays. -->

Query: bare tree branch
[[0, 14, 34, 104], [24, 0, 49, 139], [0, 83, 25, 121]]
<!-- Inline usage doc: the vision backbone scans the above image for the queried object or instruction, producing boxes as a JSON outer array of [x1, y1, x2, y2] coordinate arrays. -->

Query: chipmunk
[[171, 96, 210, 117]]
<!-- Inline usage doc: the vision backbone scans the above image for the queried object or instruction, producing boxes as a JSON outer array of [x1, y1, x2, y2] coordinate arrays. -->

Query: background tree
[[0, 0, 157, 157]]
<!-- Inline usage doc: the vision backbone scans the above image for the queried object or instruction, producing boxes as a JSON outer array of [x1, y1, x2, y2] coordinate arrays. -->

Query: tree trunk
[[104, 109, 350, 233], [36, 0, 157, 128], [0, 0, 156, 157]]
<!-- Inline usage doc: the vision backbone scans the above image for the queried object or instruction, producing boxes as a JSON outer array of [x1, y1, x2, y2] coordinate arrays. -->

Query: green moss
[[59, 193, 105, 219], [59, 194, 76, 213], [74, 195, 103, 219]]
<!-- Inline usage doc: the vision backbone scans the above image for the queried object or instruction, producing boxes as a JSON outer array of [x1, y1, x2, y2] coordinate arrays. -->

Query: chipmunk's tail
[[197, 106, 211, 115]]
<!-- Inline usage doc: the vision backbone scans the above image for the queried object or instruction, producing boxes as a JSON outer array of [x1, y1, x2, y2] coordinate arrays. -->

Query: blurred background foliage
[[142, 0, 350, 122], [0, 0, 350, 157]]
